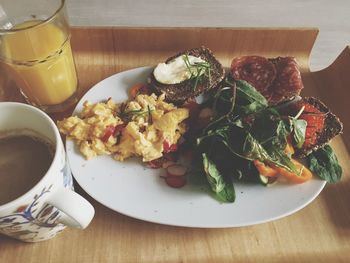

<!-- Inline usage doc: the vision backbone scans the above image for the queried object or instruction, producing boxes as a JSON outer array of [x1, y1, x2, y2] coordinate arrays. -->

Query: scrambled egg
[[57, 93, 189, 162]]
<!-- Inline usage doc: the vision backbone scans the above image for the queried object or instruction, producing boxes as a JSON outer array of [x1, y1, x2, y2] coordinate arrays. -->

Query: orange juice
[[2, 20, 77, 106]]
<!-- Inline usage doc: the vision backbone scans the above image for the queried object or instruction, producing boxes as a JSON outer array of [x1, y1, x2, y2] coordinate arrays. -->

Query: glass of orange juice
[[0, 0, 79, 112]]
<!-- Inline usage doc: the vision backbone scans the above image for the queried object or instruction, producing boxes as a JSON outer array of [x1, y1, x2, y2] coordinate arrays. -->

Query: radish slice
[[164, 176, 186, 188], [163, 164, 187, 188], [166, 164, 187, 177]]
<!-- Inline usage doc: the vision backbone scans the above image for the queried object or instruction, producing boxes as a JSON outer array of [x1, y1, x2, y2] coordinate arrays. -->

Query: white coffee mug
[[0, 102, 95, 242]]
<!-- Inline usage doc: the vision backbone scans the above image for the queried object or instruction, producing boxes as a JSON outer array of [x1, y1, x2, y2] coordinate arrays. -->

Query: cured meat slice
[[231, 56, 276, 97], [231, 56, 304, 105], [268, 57, 304, 105]]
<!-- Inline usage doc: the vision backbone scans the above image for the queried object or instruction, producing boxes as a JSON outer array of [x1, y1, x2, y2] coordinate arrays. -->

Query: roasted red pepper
[[101, 125, 116, 142], [101, 124, 125, 142], [163, 141, 178, 153]]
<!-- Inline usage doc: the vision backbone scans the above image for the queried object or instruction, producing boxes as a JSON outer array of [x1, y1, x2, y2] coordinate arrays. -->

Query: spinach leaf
[[292, 119, 307, 149], [308, 145, 342, 183], [215, 184, 236, 203], [202, 153, 235, 202]]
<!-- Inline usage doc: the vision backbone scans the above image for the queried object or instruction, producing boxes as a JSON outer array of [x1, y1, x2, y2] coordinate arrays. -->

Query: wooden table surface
[[0, 27, 350, 263]]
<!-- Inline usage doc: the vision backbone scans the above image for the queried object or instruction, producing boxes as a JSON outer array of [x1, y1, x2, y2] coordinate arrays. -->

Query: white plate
[[66, 66, 326, 228]]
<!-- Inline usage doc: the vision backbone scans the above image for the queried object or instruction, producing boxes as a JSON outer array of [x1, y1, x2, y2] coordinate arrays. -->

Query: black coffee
[[0, 133, 54, 205]]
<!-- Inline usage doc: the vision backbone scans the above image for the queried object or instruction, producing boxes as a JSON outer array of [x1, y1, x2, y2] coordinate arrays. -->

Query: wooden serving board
[[1, 27, 350, 263]]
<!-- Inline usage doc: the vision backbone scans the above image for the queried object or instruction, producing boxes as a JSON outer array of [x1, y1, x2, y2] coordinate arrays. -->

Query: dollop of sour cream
[[153, 55, 206, 84]]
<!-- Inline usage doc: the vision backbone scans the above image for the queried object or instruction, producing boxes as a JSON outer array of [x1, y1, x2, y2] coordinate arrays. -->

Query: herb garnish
[[183, 54, 212, 91], [118, 107, 154, 122]]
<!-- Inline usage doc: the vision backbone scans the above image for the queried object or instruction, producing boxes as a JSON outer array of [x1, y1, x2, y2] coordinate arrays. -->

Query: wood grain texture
[[1, 27, 350, 263]]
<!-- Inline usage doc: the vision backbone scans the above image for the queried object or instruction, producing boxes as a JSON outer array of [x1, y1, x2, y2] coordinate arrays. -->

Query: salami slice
[[268, 57, 304, 105], [231, 56, 276, 96]]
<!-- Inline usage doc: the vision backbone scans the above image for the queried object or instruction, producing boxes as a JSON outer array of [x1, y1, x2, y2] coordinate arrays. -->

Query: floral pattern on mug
[[0, 160, 74, 242]]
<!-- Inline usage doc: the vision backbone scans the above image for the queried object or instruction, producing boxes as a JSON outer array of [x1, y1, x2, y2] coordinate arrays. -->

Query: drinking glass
[[0, 0, 79, 112]]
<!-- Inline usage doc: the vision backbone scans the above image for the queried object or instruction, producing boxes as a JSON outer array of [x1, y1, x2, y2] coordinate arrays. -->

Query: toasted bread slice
[[149, 46, 225, 105], [294, 97, 343, 157]]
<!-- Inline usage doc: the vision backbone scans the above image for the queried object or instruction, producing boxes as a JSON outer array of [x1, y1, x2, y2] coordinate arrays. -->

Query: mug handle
[[46, 187, 95, 229]]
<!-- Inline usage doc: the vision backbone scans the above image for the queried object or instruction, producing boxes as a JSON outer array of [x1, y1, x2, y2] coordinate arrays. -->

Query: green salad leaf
[[243, 133, 270, 161], [292, 119, 307, 149], [243, 132, 300, 175], [274, 119, 291, 150], [235, 80, 268, 106], [202, 153, 235, 202], [308, 145, 342, 183]]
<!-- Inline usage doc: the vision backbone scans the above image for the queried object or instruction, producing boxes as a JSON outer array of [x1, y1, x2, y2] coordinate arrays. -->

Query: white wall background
[[66, 0, 350, 71]]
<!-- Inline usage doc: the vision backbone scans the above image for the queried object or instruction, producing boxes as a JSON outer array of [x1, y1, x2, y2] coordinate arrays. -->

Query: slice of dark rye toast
[[149, 46, 225, 105], [294, 97, 343, 157]]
